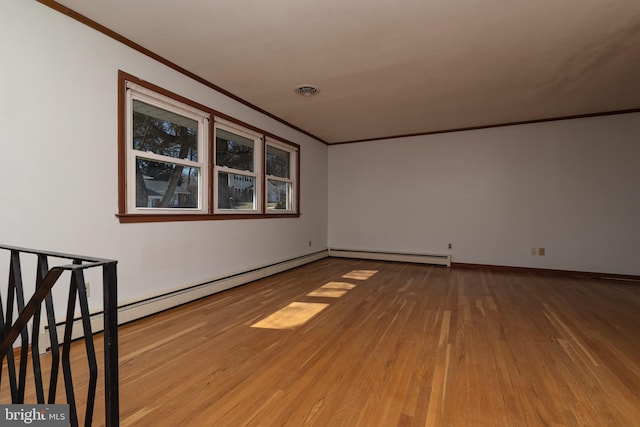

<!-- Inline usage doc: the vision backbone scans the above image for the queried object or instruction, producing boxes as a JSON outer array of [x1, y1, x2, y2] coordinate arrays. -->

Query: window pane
[[136, 158, 199, 208], [216, 128, 254, 172], [218, 172, 255, 210], [266, 145, 290, 178], [267, 179, 291, 210], [133, 100, 198, 162]]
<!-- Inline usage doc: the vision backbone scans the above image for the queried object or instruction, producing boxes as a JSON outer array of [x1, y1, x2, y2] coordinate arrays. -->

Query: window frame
[[117, 71, 301, 223], [125, 84, 210, 214], [265, 137, 298, 214], [213, 120, 263, 214]]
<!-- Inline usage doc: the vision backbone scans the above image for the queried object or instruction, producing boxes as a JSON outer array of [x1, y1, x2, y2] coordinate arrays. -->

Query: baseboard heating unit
[[328, 248, 451, 267]]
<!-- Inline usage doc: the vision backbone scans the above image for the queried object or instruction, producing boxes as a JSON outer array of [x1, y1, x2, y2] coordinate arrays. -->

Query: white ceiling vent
[[294, 85, 319, 97]]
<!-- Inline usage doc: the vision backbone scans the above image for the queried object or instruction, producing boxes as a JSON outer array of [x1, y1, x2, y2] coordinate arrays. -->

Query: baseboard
[[328, 248, 451, 267], [452, 262, 640, 281], [38, 250, 329, 352]]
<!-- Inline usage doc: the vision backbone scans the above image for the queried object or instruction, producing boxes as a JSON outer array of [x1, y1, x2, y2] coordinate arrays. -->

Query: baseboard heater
[[38, 250, 328, 353], [328, 248, 451, 267]]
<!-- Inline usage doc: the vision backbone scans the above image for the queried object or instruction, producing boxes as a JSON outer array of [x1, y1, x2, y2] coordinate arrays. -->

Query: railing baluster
[[8, 250, 29, 402], [63, 263, 79, 427], [6, 251, 18, 401], [42, 255, 61, 404], [75, 269, 98, 427], [0, 266, 7, 392], [31, 254, 48, 403], [103, 262, 120, 427]]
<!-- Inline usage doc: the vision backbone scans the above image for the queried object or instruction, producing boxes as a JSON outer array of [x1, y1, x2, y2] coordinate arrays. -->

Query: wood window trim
[[117, 70, 300, 223]]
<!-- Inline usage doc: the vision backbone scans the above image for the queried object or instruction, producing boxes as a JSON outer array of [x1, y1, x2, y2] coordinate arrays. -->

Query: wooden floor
[[3, 258, 640, 426]]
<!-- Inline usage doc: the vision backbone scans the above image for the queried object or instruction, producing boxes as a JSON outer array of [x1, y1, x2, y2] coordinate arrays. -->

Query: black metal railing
[[0, 245, 118, 426]]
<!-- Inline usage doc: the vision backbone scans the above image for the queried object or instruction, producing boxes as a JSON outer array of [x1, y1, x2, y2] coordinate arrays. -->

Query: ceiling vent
[[294, 85, 319, 97]]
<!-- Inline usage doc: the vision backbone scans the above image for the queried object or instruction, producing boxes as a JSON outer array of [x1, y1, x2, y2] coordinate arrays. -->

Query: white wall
[[328, 113, 640, 275], [0, 0, 328, 312]]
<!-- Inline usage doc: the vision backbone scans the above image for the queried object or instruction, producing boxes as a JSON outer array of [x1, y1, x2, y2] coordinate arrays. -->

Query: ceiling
[[49, 0, 640, 143]]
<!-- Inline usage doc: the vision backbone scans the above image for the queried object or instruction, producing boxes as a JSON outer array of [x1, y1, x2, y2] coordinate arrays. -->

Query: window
[[266, 138, 297, 213], [125, 83, 209, 214], [214, 123, 262, 213], [118, 71, 300, 222]]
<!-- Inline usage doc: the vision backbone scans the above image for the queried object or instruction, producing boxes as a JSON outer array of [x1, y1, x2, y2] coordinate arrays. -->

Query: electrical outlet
[[539, 248, 545, 256], [531, 248, 537, 256], [85, 281, 91, 297], [448, 243, 452, 250]]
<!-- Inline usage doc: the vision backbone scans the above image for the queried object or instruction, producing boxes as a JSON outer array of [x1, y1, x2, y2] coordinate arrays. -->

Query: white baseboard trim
[[328, 248, 451, 267], [39, 250, 328, 353]]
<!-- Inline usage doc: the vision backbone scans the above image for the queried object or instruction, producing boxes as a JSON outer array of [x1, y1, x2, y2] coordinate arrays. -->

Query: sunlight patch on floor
[[307, 288, 348, 298], [342, 270, 378, 280], [251, 302, 329, 329], [321, 281, 357, 290], [307, 281, 357, 297]]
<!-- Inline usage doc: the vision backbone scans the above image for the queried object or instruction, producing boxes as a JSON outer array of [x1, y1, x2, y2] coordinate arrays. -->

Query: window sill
[[116, 212, 300, 223]]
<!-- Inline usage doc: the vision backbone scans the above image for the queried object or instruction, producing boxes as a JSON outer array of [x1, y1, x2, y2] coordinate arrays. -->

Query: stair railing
[[0, 244, 118, 427]]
